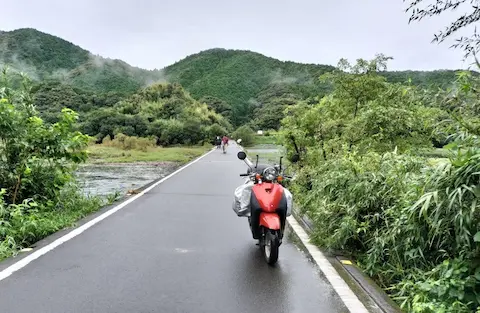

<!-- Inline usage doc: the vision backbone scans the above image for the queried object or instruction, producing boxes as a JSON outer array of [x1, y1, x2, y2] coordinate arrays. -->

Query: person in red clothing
[[221, 135, 229, 153]]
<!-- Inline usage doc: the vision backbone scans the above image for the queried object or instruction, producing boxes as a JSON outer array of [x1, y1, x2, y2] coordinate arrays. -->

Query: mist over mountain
[[0, 28, 466, 126]]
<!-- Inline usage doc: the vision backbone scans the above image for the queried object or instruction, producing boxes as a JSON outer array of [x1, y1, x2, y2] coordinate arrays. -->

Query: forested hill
[[0, 28, 163, 94], [0, 28, 468, 125], [163, 49, 464, 125], [163, 49, 336, 125]]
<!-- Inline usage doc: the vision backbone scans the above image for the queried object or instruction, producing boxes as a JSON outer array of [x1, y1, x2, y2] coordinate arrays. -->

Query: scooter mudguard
[[259, 212, 281, 230]]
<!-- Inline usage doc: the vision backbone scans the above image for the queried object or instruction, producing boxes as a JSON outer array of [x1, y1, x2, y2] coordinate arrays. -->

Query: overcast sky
[[1, 0, 475, 71]]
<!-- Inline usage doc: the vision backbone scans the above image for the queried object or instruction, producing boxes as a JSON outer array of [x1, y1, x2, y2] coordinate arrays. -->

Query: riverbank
[[76, 163, 179, 197], [252, 134, 279, 146], [86, 145, 210, 164], [76, 144, 212, 197]]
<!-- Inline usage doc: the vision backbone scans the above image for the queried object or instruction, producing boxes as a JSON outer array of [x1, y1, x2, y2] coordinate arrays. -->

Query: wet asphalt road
[[0, 144, 348, 313]]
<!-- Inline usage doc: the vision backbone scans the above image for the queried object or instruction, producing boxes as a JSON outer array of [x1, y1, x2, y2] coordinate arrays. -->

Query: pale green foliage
[[0, 72, 102, 261], [281, 56, 480, 312], [102, 133, 156, 151], [233, 125, 255, 147], [83, 83, 231, 146], [281, 56, 438, 164], [0, 79, 90, 204]]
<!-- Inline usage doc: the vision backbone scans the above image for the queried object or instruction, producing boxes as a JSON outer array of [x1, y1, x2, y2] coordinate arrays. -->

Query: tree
[[281, 56, 442, 164], [320, 55, 391, 119], [232, 125, 255, 146], [252, 104, 288, 130], [205, 123, 228, 144], [199, 96, 232, 119], [406, 0, 480, 59], [0, 98, 89, 204]]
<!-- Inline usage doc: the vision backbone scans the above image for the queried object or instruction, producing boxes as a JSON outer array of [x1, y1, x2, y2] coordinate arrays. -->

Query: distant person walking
[[221, 135, 229, 153]]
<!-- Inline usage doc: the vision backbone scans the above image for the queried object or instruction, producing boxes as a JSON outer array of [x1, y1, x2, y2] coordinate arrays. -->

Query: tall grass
[[0, 71, 108, 262], [0, 184, 107, 261], [294, 148, 480, 312], [101, 133, 157, 151], [279, 58, 480, 312]]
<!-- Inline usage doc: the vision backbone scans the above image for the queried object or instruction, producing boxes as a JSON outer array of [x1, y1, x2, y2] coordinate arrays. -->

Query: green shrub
[[205, 123, 228, 143], [0, 74, 104, 261], [158, 119, 186, 146], [0, 97, 90, 204], [108, 133, 156, 151], [281, 57, 480, 312], [0, 186, 103, 260], [233, 125, 255, 146]]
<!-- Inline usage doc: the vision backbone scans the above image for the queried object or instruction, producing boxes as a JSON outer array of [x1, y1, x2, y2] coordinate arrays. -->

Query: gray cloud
[[0, 54, 39, 80], [269, 69, 312, 85], [1, 0, 474, 71]]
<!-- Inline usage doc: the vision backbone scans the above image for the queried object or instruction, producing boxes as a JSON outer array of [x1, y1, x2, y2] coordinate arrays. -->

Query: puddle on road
[[76, 163, 178, 197]]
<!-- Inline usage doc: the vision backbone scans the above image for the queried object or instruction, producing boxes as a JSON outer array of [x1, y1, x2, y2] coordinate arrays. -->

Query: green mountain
[[0, 28, 163, 94], [0, 28, 469, 126], [163, 49, 336, 125], [163, 49, 467, 126]]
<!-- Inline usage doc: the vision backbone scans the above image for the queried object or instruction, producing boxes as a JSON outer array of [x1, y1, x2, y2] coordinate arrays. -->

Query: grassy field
[[252, 135, 279, 145], [87, 145, 210, 164]]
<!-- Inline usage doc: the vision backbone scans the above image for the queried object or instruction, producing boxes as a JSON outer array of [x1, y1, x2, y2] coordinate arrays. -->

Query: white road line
[[0, 148, 215, 282], [287, 216, 370, 313]]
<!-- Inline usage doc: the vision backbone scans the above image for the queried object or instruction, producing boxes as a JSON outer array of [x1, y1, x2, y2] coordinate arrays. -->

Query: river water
[[76, 145, 283, 197], [76, 163, 178, 197]]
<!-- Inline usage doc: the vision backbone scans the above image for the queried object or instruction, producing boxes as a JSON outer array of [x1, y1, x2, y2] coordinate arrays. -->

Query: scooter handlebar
[[239, 173, 250, 177]]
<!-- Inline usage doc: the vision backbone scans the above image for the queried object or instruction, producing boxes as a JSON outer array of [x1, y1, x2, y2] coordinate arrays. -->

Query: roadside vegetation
[[280, 55, 480, 312], [277, 4, 480, 310], [0, 74, 107, 261]]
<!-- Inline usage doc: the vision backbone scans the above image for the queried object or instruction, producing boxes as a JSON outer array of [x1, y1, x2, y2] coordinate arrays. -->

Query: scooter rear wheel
[[262, 230, 279, 265]]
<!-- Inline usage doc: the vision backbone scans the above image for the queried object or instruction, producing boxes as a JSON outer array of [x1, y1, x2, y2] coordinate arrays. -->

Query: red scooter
[[237, 151, 293, 265]]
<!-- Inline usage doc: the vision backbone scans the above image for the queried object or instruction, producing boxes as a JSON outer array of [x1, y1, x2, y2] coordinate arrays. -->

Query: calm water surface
[[76, 163, 178, 197], [77, 144, 283, 197]]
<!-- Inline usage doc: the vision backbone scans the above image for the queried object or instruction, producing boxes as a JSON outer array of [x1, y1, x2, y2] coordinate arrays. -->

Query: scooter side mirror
[[237, 151, 247, 160]]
